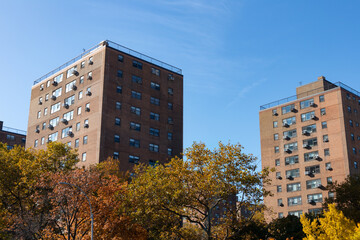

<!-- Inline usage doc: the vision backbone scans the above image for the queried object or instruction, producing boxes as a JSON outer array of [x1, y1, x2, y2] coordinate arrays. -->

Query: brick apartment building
[[0, 121, 26, 149], [260, 76, 360, 220], [26, 40, 183, 170]]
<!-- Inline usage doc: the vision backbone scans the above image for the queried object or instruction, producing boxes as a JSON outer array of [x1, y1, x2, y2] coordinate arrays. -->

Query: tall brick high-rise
[[26, 40, 183, 170], [260, 76, 360, 220]]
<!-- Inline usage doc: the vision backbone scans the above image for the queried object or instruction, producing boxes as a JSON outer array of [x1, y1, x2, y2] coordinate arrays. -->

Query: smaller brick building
[[0, 121, 26, 149]]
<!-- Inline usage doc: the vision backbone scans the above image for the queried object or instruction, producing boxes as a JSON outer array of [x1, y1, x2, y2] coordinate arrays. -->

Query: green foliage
[[268, 215, 305, 240]]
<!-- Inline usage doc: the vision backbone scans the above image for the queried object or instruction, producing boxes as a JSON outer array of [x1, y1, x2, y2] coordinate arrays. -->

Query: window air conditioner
[[38, 101, 42, 105], [72, 85, 77, 91], [302, 130, 309, 135], [88, 60, 93, 65], [276, 175, 282, 180], [35, 129, 40, 133], [291, 108, 297, 113], [315, 155, 321, 161], [86, 91, 92, 96], [85, 107, 90, 112], [63, 103, 69, 109], [303, 144, 310, 148], [72, 70, 79, 76], [40, 87, 44, 91], [61, 118, 68, 124], [283, 135, 290, 140], [68, 131, 74, 137], [283, 122, 289, 127], [311, 115, 317, 120], [286, 175, 293, 180], [87, 75, 92, 80], [51, 95, 56, 100], [310, 102, 316, 107], [52, 81, 58, 86], [48, 124, 54, 130], [326, 166, 333, 171], [84, 123, 89, 128]]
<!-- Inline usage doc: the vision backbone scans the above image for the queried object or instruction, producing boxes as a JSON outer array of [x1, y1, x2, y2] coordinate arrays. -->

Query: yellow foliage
[[301, 204, 360, 240]]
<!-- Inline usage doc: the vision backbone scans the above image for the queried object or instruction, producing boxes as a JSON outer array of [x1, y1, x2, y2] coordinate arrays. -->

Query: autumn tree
[[300, 204, 360, 240], [267, 215, 305, 240], [0, 142, 78, 239], [324, 175, 360, 223], [126, 142, 271, 240]]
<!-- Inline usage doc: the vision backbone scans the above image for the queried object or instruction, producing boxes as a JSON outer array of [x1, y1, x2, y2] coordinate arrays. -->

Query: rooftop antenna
[[299, 81, 302, 86], [83, 48, 86, 52]]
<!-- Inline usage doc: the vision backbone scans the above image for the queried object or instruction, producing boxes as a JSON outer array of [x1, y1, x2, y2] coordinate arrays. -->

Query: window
[[150, 128, 160, 136], [321, 121, 327, 129], [76, 122, 80, 131], [168, 73, 174, 81], [131, 106, 141, 115], [116, 102, 122, 110], [132, 60, 142, 69], [353, 147, 357, 155], [131, 90, 142, 99], [303, 137, 318, 147], [64, 95, 75, 106], [346, 93, 351, 100], [40, 84, 44, 90], [48, 132, 58, 142], [272, 109, 278, 116], [285, 155, 299, 166], [77, 107, 82, 115], [282, 116, 296, 126], [357, 122, 359, 127], [287, 182, 301, 192], [286, 168, 300, 178], [83, 135, 88, 145], [320, 108, 326, 115], [304, 151, 319, 162], [130, 138, 140, 148], [42, 122, 46, 130], [80, 76, 84, 84], [319, 95, 325, 102], [117, 86, 122, 93], [81, 61, 85, 68], [78, 91, 83, 100], [302, 124, 316, 134], [301, 111, 315, 122], [151, 67, 160, 76], [288, 211, 303, 217], [117, 70, 123, 78], [273, 121, 278, 128], [34, 140, 38, 147], [39, 97, 43, 105], [61, 126, 73, 138], [63, 110, 74, 121], [355, 161, 358, 169], [49, 117, 60, 127], [288, 196, 302, 206], [327, 177, 333, 184], [277, 185, 282, 192], [168, 148, 172, 156], [347, 106, 352, 113], [75, 139, 79, 148], [276, 171, 281, 180], [52, 87, 62, 97], [54, 73, 63, 83], [151, 82, 160, 90], [82, 152, 86, 162], [168, 132, 173, 140], [115, 118, 121, 126], [168, 117, 174, 124], [278, 198, 283, 206], [84, 119, 89, 128], [282, 104, 295, 114], [274, 146, 279, 153], [168, 103, 173, 110], [132, 75, 142, 84], [50, 102, 61, 114], [150, 97, 160, 106], [305, 165, 320, 175], [323, 135, 329, 142], [350, 120, 353, 127], [118, 54, 124, 62], [149, 143, 159, 152], [283, 129, 297, 139], [113, 152, 119, 159], [278, 212, 284, 218], [37, 111, 41, 119], [129, 155, 140, 164], [150, 112, 160, 121], [130, 122, 141, 131], [114, 135, 120, 143], [47, 80, 51, 87], [328, 192, 335, 198], [274, 133, 279, 140], [86, 87, 91, 95], [88, 71, 93, 80], [351, 133, 355, 141], [284, 142, 298, 152], [300, 98, 314, 109], [307, 193, 323, 203], [275, 159, 280, 166], [324, 148, 330, 156], [67, 66, 77, 78], [168, 88, 173, 95], [45, 94, 49, 101], [65, 80, 76, 93]]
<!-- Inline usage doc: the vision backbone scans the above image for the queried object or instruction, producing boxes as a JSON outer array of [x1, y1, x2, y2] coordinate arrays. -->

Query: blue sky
[[1, 0, 360, 165]]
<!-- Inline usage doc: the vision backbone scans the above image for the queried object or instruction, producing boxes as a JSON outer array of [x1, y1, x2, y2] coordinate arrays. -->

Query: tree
[[267, 215, 305, 240], [0, 142, 78, 239], [324, 175, 360, 223], [300, 204, 360, 240], [126, 142, 271, 240]]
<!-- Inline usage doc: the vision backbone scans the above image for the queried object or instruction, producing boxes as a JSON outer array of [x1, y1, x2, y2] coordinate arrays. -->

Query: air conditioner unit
[[326, 166, 333, 171], [321, 111, 326, 116], [40, 87, 44, 91], [87, 75, 92, 80], [84, 123, 89, 128], [286, 175, 293, 180], [72, 85, 77, 90], [291, 108, 297, 113], [168, 120, 174, 125], [38, 101, 42, 105], [63, 103, 69, 109], [47, 138, 52, 143], [48, 124, 54, 130], [52, 81, 58, 86], [88, 60, 93, 65], [311, 115, 317, 120], [317, 184, 324, 189], [85, 107, 90, 112], [324, 138, 329, 142], [276, 175, 282, 180], [285, 148, 291, 153], [310, 102, 316, 107], [283, 135, 290, 140], [279, 203, 284, 207], [72, 70, 79, 76], [315, 155, 321, 161], [308, 200, 316, 205], [283, 122, 289, 127], [61, 118, 68, 124], [302, 130, 309, 135], [272, 112, 278, 116], [35, 129, 40, 133], [303, 144, 310, 148], [51, 95, 56, 100], [68, 131, 74, 137], [86, 91, 92, 96]]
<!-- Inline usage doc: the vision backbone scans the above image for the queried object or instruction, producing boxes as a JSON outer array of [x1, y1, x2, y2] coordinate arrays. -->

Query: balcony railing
[[33, 40, 182, 85], [260, 81, 360, 110], [2, 126, 27, 135]]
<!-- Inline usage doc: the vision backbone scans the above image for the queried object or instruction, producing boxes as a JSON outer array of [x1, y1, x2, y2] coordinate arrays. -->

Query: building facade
[[0, 121, 26, 149], [260, 76, 360, 220], [26, 40, 183, 170]]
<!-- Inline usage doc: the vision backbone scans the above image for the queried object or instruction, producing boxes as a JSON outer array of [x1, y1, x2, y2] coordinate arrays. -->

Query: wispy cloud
[[226, 78, 267, 108]]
